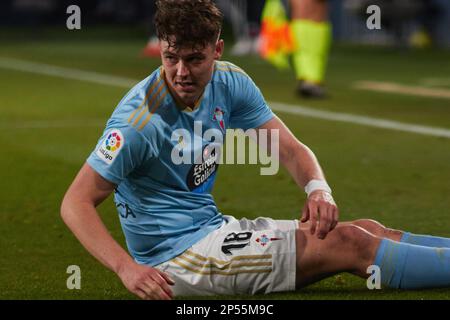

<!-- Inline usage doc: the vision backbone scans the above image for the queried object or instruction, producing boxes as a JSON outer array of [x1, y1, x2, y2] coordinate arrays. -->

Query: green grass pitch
[[0, 29, 449, 299]]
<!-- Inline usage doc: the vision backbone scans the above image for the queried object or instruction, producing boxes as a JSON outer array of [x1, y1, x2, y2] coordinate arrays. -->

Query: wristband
[[304, 179, 332, 197]]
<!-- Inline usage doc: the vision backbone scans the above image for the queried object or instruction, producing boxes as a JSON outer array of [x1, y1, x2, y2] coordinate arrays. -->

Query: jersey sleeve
[[86, 123, 155, 185], [228, 74, 274, 130]]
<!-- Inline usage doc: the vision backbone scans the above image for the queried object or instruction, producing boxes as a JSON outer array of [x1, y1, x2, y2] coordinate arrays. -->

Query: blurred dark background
[[0, 0, 449, 48]]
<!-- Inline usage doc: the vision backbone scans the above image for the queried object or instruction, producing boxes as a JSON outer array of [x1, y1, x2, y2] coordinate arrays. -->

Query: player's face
[[160, 39, 224, 108]]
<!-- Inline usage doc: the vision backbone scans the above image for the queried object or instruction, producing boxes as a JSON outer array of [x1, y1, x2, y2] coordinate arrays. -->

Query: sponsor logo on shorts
[[96, 129, 124, 165], [255, 234, 283, 247]]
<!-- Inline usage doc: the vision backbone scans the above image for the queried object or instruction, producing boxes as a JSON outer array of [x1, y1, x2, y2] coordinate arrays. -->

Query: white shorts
[[155, 215, 299, 296]]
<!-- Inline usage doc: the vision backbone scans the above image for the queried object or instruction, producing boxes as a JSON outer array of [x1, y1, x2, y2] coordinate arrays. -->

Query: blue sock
[[401, 232, 450, 248], [374, 238, 450, 289]]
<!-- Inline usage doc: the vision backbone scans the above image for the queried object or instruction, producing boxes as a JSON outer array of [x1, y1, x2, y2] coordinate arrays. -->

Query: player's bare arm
[[257, 116, 339, 239], [60, 163, 174, 300]]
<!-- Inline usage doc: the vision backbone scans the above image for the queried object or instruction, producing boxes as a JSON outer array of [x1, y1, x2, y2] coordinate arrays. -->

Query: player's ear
[[214, 39, 224, 60]]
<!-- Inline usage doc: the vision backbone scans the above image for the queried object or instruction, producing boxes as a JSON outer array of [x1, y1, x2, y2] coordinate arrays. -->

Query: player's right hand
[[301, 190, 339, 240], [117, 262, 175, 300]]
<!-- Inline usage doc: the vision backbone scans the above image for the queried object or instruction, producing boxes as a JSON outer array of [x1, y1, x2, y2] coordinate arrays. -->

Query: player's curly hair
[[154, 0, 223, 50]]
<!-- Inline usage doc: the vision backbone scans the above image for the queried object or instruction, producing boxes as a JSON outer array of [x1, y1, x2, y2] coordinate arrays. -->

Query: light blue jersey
[[87, 61, 274, 266]]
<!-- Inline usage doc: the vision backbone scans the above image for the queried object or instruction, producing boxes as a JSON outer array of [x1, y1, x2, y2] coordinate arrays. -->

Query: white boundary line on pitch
[[1, 57, 450, 139], [353, 80, 450, 99], [269, 102, 450, 139], [0, 56, 138, 88]]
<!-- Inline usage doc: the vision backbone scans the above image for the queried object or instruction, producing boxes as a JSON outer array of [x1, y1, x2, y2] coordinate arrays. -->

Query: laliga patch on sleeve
[[96, 129, 125, 165]]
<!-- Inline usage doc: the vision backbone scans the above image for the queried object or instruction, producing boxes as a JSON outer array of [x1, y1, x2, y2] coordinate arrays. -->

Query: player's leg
[[299, 218, 403, 242], [290, 0, 331, 98], [295, 224, 380, 287], [351, 218, 450, 248], [295, 223, 450, 289], [350, 219, 403, 241], [302, 218, 450, 247]]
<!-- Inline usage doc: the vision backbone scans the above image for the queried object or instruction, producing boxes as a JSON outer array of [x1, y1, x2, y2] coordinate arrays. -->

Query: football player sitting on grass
[[61, 0, 450, 300]]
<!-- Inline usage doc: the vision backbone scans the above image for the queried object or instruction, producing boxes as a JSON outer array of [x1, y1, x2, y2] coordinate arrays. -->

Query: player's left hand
[[301, 190, 339, 239]]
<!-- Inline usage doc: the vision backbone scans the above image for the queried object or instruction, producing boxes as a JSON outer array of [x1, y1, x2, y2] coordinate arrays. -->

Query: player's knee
[[334, 224, 359, 243], [334, 225, 375, 259]]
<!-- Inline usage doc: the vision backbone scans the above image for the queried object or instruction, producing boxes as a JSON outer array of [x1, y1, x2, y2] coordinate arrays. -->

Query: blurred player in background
[[259, 0, 331, 98], [216, 0, 265, 56], [141, 0, 160, 57], [290, 0, 331, 98]]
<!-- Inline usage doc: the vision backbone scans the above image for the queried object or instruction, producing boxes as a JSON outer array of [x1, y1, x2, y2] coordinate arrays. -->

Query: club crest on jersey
[[213, 107, 225, 132], [96, 129, 124, 165], [255, 234, 283, 247]]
